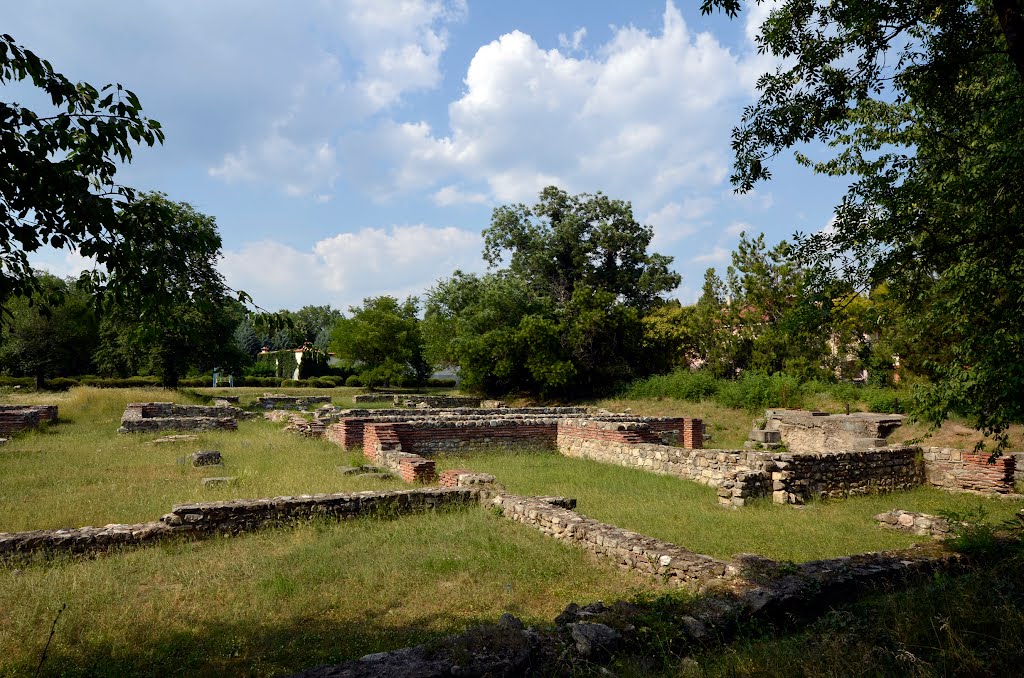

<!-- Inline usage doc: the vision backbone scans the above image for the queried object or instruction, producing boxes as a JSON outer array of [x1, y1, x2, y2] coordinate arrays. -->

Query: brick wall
[[922, 447, 1017, 494], [0, 405, 58, 435]]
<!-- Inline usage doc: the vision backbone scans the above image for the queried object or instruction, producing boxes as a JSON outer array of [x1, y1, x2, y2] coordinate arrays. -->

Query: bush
[[622, 369, 720, 401], [425, 378, 457, 387], [237, 376, 283, 387], [42, 377, 80, 390], [345, 375, 363, 387], [281, 379, 310, 388], [312, 378, 336, 388], [863, 387, 907, 414], [716, 372, 806, 412]]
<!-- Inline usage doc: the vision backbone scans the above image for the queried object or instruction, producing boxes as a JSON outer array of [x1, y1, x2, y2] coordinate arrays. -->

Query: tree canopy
[[0, 33, 165, 309], [330, 296, 430, 387], [93, 193, 245, 387], [424, 187, 681, 397], [705, 1, 1024, 446]]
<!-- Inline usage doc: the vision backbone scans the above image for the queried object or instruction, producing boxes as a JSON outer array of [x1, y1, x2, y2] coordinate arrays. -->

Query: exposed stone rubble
[[875, 509, 961, 538], [763, 409, 905, 452], [118, 402, 252, 433]]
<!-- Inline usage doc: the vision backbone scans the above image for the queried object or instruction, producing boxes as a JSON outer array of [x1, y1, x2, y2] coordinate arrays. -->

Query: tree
[[93, 193, 244, 386], [330, 296, 430, 387], [705, 1, 1024, 447], [0, 33, 165, 309], [0, 272, 99, 387], [425, 187, 681, 397]]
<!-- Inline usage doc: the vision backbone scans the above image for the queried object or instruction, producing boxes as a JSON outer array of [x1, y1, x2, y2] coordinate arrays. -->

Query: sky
[[7, 0, 852, 312]]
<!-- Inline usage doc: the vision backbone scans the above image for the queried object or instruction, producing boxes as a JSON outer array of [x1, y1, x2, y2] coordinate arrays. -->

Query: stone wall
[[765, 409, 905, 452], [118, 402, 245, 433], [0, 404, 58, 435], [489, 493, 735, 589], [351, 393, 482, 407], [770, 448, 925, 504], [922, 446, 1017, 494], [0, 487, 477, 561], [254, 395, 332, 410]]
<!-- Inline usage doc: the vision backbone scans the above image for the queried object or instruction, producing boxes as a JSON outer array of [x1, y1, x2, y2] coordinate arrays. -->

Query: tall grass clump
[[622, 369, 719, 401], [715, 372, 806, 412]]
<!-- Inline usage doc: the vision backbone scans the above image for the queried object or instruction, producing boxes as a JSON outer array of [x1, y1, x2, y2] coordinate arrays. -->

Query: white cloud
[[647, 197, 715, 245], [432, 184, 489, 206], [558, 27, 587, 52], [691, 246, 730, 264], [349, 1, 761, 214], [206, 0, 466, 199], [31, 248, 97, 280], [725, 221, 750, 237], [220, 224, 482, 311]]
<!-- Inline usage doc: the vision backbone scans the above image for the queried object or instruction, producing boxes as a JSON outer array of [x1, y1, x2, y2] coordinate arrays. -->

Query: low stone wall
[[770, 447, 925, 504], [489, 493, 735, 589], [0, 488, 477, 561], [254, 395, 332, 410], [0, 404, 58, 435], [875, 509, 957, 538], [922, 447, 1017, 494], [118, 402, 245, 433]]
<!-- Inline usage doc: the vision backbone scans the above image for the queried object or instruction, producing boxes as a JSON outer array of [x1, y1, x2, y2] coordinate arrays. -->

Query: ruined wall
[[0, 405, 58, 435], [769, 448, 925, 504], [254, 395, 332, 410], [118, 402, 246, 433], [922, 447, 1017, 494], [875, 510, 957, 538], [765, 410, 904, 452], [489, 493, 735, 589], [0, 488, 477, 560]]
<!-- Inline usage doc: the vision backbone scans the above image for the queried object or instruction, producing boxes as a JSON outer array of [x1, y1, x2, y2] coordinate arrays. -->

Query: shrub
[[863, 387, 907, 414], [426, 378, 457, 387], [716, 372, 805, 412], [345, 375, 363, 387], [623, 369, 719, 401], [42, 377, 80, 390], [312, 378, 335, 388]]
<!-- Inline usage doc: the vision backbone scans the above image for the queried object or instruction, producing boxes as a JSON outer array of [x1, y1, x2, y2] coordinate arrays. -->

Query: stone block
[[749, 429, 781, 444], [191, 450, 222, 467]]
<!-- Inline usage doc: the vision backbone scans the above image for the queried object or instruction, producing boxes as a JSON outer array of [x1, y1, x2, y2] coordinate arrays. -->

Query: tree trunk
[[995, 0, 1024, 78]]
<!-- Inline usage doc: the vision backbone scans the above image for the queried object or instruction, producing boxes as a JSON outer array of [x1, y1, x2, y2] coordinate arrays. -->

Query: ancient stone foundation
[[118, 402, 247, 433], [0, 487, 478, 561], [0, 404, 58, 435], [762, 409, 905, 452], [352, 393, 482, 408], [875, 510, 958, 538], [254, 394, 332, 410]]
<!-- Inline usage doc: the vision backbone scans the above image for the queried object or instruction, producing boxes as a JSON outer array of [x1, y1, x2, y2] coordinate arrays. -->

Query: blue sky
[[8, 1, 852, 312]]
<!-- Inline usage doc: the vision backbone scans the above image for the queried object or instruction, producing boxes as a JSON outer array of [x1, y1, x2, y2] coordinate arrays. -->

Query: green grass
[[437, 448, 1024, 562], [0, 510, 659, 677], [0, 387, 413, 530]]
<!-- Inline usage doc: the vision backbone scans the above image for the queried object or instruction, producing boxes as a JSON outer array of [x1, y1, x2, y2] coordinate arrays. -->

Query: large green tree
[[93, 193, 245, 387], [705, 0, 1024, 446], [425, 187, 681, 397], [330, 296, 430, 387]]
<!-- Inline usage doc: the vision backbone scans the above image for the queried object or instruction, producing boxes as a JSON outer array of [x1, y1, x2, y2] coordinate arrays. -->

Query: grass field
[[2, 386, 1022, 675], [436, 448, 1024, 562]]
